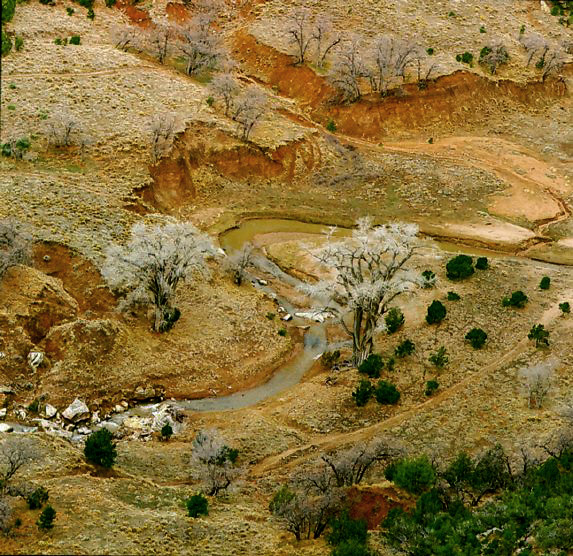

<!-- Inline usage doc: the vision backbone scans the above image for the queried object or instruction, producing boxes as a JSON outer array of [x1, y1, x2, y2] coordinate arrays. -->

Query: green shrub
[[37, 505, 56, 530], [321, 349, 341, 369], [502, 290, 528, 308], [269, 484, 295, 513], [27, 486, 49, 510], [385, 307, 404, 334], [331, 540, 374, 556], [425, 380, 439, 396], [465, 328, 487, 349], [374, 380, 400, 405], [480, 25, 486, 33], [27, 398, 40, 413], [390, 456, 436, 494], [265, 312, 275, 320], [9, 82, 16, 89], [104, 0, 115, 6], [539, 276, 551, 290], [559, 301, 570, 314], [475, 257, 488, 270], [421, 270, 436, 288], [447, 291, 460, 301], [160, 423, 173, 440], [206, 95, 214, 107], [326, 118, 337, 132], [456, 52, 473, 64], [528, 324, 549, 347], [66, 6, 74, 14], [428, 346, 448, 368], [278, 328, 287, 337], [426, 300, 446, 325], [7, 104, 15, 110], [520, 24, 526, 34], [327, 510, 368, 546], [446, 254, 474, 280], [87, 7, 95, 19], [14, 35, 23, 51], [186, 493, 208, 517], [358, 353, 383, 378], [74, 0, 94, 8], [426, 47, 434, 55], [2, 0, 16, 22], [386, 356, 395, 372], [352, 379, 373, 407], [2, 29, 13, 56], [395, 339, 415, 358], [84, 428, 117, 468], [69, 35, 80, 45], [39, 0, 55, 4]]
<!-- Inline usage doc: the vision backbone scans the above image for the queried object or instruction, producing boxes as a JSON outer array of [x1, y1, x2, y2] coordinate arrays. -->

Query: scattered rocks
[[133, 385, 164, 402], [43, 403, 57, 419], [0, 423, 13, 433], [62, 398, 90, 423]]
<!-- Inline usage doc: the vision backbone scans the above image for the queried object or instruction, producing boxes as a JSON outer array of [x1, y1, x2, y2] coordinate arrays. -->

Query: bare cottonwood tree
[[321, 439, 400, 487], [210, 72, 240, 116], [0, 219, 31, 280], [519, 360, 556, 409], [368, 36, 419, 95], [270, 484, 342, 541], [520, 32, 549, 66], [312, 16, 340, 68], [223, 242, 253, 286], [539, 46, 566, 81], [0, 438, 36, 495], [177, 14, 221, 75], [111, 24, 140, 51], [479, 42, 509, 74], [145, 21, 175, 64], [232, 86, 267, 140], [102, 221, 214, 332], [191, 429, 240, 496], [47, 111, 82, 147], [300, 218, 421, 365], [286, 8, 314, 65], [149, 113, 176, 163], [329, 35, 367, 103]]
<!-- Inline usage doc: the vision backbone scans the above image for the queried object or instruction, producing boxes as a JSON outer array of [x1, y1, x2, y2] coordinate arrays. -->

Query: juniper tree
[[102, 221, 214, 332], [300, 218, 420, 365]]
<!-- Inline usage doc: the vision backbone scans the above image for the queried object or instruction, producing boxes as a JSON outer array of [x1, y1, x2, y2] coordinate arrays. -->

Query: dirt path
[[250, 294, 570, 477], [4, 65, 158, 79]]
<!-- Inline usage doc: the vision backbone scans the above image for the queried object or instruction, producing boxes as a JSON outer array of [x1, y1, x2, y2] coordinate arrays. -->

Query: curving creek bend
[[5, 217, 564, 437]]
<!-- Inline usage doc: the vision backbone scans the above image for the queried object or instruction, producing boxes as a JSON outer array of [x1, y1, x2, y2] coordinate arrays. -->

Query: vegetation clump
[[475, 256, 488, 270], [358, 353, 383, 378], [502, 290, 528, 308], [447, 291, 460, 301], [37, 505, 56, 530], [27, 487, 49, 510], [446, 255, 474, 280], [528, 324, 549, 347], [395, 339, 415, 358], [374, 381, 400, 405], [385, 456, 436, 494], [84, 429, 117, 468], [384, 307, 404, 334], [428, 346, 448, 368], [426, 300, 446, 325], [539, 276, 551, 290], [321, 350, 341, 369], [559, 301, 570, 314], [352, 379, 374, 407], [186, 493, 208, 517], [425, 380, 439, 396], [465, 328, 487, 349]]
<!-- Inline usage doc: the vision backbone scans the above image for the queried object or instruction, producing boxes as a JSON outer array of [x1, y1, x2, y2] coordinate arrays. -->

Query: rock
[[0, 265, 79, 343], [0, 408, 6, 420], [133, 385, 164, 401], [77, 427, 92, 435], [27, 351, 44, 370], [42, 319, 122, 362], [282, 313, 293, 321], [123, 416, 152, 431], [258, 278, 268, 286], [98, 421, 120, 434], [62, 398, 90, 422], [43, 404, 57, 419], [14, 408, 27, 420], [120, 401, 128, 409], [114, 404, 126, 413], [91, 411, 100, 424], [0, 423, 14, 432], [0, 386, 14, 395]]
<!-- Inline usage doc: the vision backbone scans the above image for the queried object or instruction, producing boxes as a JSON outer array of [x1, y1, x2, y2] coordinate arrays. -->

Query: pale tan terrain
[[0, 0, 572, 554]]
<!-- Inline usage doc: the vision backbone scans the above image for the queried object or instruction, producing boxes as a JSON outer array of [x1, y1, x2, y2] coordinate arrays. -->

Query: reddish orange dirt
[[347, 485, 412, 530], [116, 0, 151, 27], [32, 242, 115, 316]]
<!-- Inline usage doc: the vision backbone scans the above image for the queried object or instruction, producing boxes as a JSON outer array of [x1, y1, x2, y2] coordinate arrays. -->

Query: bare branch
[[0, 218, 32, 280]]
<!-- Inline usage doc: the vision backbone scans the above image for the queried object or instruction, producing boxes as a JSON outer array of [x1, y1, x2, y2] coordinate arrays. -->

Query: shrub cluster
[[446, 255, 474, 280], [426, 300, 446, 325], [84, 428, 117, 468], [502, 290, 528, 308], [186, 493, 208, 518], [384, 307, 404, 334]]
